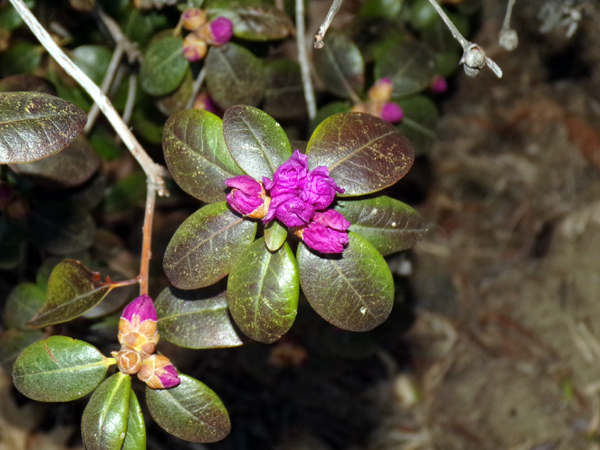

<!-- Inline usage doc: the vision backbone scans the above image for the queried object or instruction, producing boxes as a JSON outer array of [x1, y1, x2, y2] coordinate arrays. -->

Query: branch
[[8, 0, 170, 196], [186, 66, 207, 110], [296, 0, 316, 120], [499, 0, 518, 51], [139, 181, 157, 296], [314, 0, 344, 48]]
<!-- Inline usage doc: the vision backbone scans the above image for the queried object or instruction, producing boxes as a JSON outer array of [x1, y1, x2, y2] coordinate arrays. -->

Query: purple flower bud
[[274, 195, 315, 227], [431, 75, 448, 95], [122, 294, 157, 324], [300, 166, 344, 210], [225, 175, 269, 218], [301, 210, 351, 254], [381, 102, 403, 124], [369, 77, 394, 102], [262, 150, 308, 197], [209, 17, 233, 46], [138, 355, 181, 389]]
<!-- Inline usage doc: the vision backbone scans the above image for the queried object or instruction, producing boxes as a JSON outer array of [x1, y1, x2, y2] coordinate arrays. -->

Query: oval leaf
[[335, 196, 427, 256], [374, 41, 436, 98], [0, 92, 86, 164], [223, 105, 291, 179], [163, 202, 257, 289], [140, 36, 188, 97], [297, 232, 394, 331], [163, 109, 244, 203], [72, 45, 112, 86], [122, 390, 146, 450], [3, 282, 46, 329], [156, 287, 243, 349], [81, 373, 131, 450], [396, 95, 439, 155], [228, 239, 299, 343], [313, 31, 364, 99], [13, 336, 110, 402], [146, 374, 231, 443], [264, 219, 287, 252], [205, 43, 266, 109], [28, 260, 113, 328], [307, 112, 414, 196], [263, 59, 307, 120], [208, 5, 294, 41], [0, 329, 44, 372]]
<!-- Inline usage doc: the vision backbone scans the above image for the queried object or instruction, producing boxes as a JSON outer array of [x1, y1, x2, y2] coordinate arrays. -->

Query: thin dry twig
[[186, 66, 207, 110], [296, 0, 317, 120], [314, 0, 343, 48], [499, 0, 519, 51], [8, 0, 170, 196]]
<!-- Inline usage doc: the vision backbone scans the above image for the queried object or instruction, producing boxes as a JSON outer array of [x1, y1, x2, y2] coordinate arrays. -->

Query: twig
[[140, 181, 157, 296], [426, 0, 502, 78], [314, 0, 343, 48], [97, 9, 141, 64], [122, 73, 137, 126], [499, 0, 518, 51], [296, 0, 316, 120], [9, 0, 170, 195], [186, 66, 207, 110]]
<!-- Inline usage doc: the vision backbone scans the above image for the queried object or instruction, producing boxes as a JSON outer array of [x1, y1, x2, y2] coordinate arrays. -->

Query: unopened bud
[[368, 78, 393, 102], [112, 347, 143, 374], [118, 295, 159, 355], [182, 8, 207, 31], [183, 33, 208, 62], [138, 355, 181, 389]]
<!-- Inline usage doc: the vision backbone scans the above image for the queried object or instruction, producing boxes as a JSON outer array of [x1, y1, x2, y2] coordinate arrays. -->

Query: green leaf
[[156, 287, 243, 349], [207, 4, 294, 41], [396, 95, 439, 155], [263, 59, 307, 120], [223, 105, 292, 180], [164, 202, 257, 289], [140, 36, 188, 97], [264, 219, 287, 252], [146, 374, 231, 443], [13, 336, 110, 402], [0, 92, 86, 164], [81, 373, 131, 450], [374, 41, 436, 98], [297, 232, 394, 331], [3, 283, 46, 329], [309, 101, 351, 135], [163, 109, 244, 203], [155, 67, 193, 116], [0, 0, 35, 31], [228, 239, 298, 343], [71, 45, 113, 86], [0, 42, 43, 77], [313, 31, 364, 99], [205, 43, 266, 109], [28, 260, 113, 328], [335, 196, 427, 256], [0, 329, 44, 372], [122, 390, 146, 450], [307, 112, 414, 196]]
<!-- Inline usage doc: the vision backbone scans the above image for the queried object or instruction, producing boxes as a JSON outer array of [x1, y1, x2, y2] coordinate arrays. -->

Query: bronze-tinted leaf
[[0, 74, 56, 94], [263, 59, 307, 120], [208, 4, 294, 41], [140, 36, 188, 97], [0, 92, 86, 164], [307, 112, 414, 196]]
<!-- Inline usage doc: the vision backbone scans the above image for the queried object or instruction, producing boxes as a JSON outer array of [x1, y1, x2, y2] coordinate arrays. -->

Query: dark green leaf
[[0, 92, 86, 164], [205, 43, 266, 109], [335, 196, 427, 256], [81, 373, 131, 450], [307, 112, 414, 196], [71, 45, 112, 86], [374, 41, 436, 98], [28, 201, 96, 255], [223, 105, 291, 179], [124, 8, 170, 49], [297, 232, 394, 331], [156, 67, 193, 116], [13, 336, 110, 402], [0, 0, 35, 31], [264, 219, 287, 252], [0, 329, 43, 372], [164, 202, 257, 289], [228, 239, 298, 343], [3, 283, 45, 329], [313, 31, 364, 99], [28, 260, 113, 328], [122, 390, 146, 450], [163, 109, 244, 203], [146, 374, 231, 443], [358, 0, 402, 18], [0, 42, 43, 77], [0, 74, 55, 94], [103, 171, 146, 215], [263, 59, 307, 120], [396, 95, 439, 155], [156, 287, 243, 349], [207, 5, 294, 41], [10, 136, 100, 189], [140, 36, 188, 97], [0, 218, 23, 270]]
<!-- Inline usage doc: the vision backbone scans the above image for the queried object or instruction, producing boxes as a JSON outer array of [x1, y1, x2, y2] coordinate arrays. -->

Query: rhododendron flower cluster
[[181, 8, 233, 62], [225, 150, 351, 253], [112, 295, 180, 389]]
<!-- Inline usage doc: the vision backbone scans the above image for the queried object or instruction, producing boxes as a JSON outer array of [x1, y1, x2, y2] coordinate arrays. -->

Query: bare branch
[[186, 66, 207, 110], [314, 0, 344, 49], [296, 0, 317, 120]]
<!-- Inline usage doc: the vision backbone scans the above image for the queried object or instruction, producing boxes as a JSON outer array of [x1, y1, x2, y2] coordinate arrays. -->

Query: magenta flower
[[381, 102, 403, 124], [431, 75, 448, 95], [300, 166, 344, 210], [122, 294, 157, 324], [209, 17, 233, 46], [268, 194, 315, 227], [301, 210, 351, 253], [225, 175, 269, 218], [262, 150, 308, 197]]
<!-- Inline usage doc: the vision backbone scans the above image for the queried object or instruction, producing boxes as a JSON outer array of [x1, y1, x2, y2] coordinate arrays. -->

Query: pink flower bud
[[138, 355, 181, 389], [381, 102, 403, 124], [299, 210, 351, 253], [182, 33, 208, 62], [430, 75, 448, 95], [118, 295, 159, 355], [225, 175, 270, 219], [209, 17, 233, 46], [368, 78, 394, 102], [182, 8, 207, 31], [262, 150, 308, 197], [112, 347, 143, 375], [300, 166, 344, 210]]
